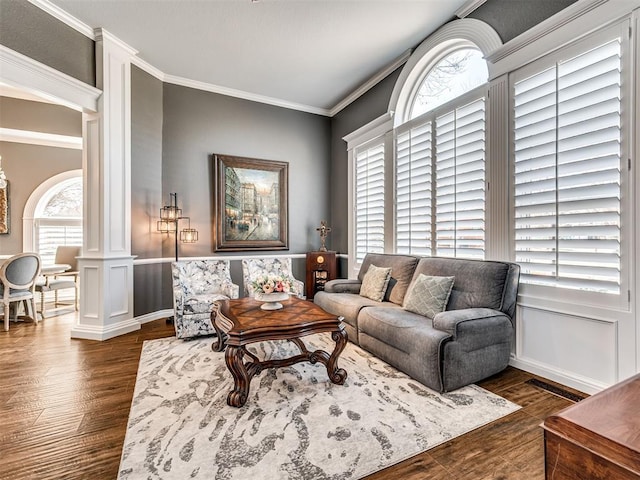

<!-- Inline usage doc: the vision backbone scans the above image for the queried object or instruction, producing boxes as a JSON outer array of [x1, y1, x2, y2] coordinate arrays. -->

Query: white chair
[[35, 245, 80, 318], [241, 257, 304, 297], [171, 259, 240, 339], [0, 253, 42, 331]]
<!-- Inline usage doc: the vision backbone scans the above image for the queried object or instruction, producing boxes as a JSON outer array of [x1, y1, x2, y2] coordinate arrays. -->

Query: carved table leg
[[327, 329, 348, 385], [225, 346, 251, 407], [211, 309, 226, 352]]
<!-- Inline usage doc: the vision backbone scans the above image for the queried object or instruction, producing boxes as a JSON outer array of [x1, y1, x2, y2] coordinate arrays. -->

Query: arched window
[[409, 48, 488, 119], [23, 171, 82, 266]]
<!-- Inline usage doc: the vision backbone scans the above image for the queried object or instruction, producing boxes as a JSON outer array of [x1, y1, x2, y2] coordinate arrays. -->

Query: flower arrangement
[[252, 274, 294, 295]]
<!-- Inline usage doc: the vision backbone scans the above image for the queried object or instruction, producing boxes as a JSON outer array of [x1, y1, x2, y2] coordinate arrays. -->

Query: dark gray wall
[[0, 0, 95, 86], [329, 69, 401, 253], [131, 66, 165, 316], [161, 84, 332, 257], [0, 97, 82, 136], [0, 142, 81, 254], [468, 0, 577, 43]]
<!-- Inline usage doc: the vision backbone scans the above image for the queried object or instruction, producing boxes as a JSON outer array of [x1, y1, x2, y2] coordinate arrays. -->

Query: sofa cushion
[[313, 291, 396, 332], [359, 264, 391, 302], [358, 254, 419, 305], [403, 274, 454, 319], [184, 293, 229, 315], [411, 257, 510, 311]]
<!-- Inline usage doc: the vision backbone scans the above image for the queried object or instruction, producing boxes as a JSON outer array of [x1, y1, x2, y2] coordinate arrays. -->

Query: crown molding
[[455, 0, 488, 18], [486, 0, 609, 64], [163, 74, 330, 116], [130, 56, 165, 81], [329, 49, 411, 117], [27, 0, 95, 39], [0, 127, 83, 150], [95, 28, 138, 56], [0, 45, 101, 112]]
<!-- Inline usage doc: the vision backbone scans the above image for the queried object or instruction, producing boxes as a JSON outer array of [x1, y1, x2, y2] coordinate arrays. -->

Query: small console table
[[305, 251, 337, 300], [542, 373, 640, 479]]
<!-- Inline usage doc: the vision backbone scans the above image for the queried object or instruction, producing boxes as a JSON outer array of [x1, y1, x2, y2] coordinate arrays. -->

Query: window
[[513, 36, 624, 296], [354, 140, 385, 263], [34, 176, 82, 266], [396, 85, 487, 259], [410, 48, 488, 119]]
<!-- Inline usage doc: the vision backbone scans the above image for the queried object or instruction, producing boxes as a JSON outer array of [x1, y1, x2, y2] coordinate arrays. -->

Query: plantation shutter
[[355, 142, 385, 263], [36, 219, 82, 266], [395, 121, 432, 255], [435, 98, 486, 258], [514, 39, 621, 294]]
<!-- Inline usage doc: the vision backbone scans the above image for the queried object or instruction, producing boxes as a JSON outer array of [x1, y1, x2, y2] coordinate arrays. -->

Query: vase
[[254, 291, 289, 310]]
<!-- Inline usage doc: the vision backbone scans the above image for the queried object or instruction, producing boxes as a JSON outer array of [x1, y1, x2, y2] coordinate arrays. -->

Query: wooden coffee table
[[211, 296, 348, 407]]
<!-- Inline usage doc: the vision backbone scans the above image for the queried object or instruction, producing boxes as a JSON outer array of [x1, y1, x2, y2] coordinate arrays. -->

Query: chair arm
[[173, 284, 185, 316], [432, 308, 512, 341], [292, 278, 304, 296], [323, 279, 362, 294], [224, 282, 240, 299]]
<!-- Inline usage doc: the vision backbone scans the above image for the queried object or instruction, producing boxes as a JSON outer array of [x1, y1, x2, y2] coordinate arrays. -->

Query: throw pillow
[[359, 264, 392, 302], [403, 274, 455, 319]]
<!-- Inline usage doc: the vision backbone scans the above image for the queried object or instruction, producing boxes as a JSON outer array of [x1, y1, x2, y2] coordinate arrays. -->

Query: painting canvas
[[213, 154, 288, 251]]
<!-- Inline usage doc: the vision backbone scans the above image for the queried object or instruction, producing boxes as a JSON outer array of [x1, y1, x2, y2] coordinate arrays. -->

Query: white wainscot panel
[[109, 264, 129, 316], [516, 305, 617, 390], [82, 265, 100, 319]]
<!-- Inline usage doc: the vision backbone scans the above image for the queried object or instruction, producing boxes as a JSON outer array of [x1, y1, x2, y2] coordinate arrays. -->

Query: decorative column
[[71, 29, 138, 340]]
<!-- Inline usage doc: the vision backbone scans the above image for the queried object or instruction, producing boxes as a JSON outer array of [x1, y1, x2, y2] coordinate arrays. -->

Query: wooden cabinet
[[542, 374, 640, 479], [305, 251, 337, 300]]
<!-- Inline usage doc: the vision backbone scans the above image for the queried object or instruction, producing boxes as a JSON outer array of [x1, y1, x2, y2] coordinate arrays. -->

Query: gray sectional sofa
[[314, 253, 520, 392]]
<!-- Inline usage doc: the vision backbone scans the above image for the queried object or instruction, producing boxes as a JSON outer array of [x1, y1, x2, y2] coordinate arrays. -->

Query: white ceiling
[[46, 0, 470, 115]]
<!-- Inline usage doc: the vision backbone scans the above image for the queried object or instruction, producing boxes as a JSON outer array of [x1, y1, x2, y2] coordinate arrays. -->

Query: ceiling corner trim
[[130, 57, 165, 82], [28, 0, 95, 39], [329, 49, 412, 117], [163, 75, 331, 116], [455, 0, 489, 18]]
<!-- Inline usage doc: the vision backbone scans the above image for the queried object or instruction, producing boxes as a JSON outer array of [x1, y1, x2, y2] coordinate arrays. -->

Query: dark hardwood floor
[[0, 310, 586, 480]]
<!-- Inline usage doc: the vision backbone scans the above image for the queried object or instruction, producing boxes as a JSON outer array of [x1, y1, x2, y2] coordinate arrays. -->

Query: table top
[[542, 373, 640, 472], [213, 296, 344, 346]]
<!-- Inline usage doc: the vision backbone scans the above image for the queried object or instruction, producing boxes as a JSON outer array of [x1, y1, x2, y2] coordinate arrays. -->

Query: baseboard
[[70, 317, 140, 341], [509, 356, 609, 395], [136, 309, 173, 325]]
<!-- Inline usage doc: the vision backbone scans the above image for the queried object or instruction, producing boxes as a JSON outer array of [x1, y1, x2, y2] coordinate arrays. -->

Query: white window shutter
[[355, 143, 385, 263], [514, 39, 621, 294], [395, 122, 432, 255], [435, 98, 486, 259]]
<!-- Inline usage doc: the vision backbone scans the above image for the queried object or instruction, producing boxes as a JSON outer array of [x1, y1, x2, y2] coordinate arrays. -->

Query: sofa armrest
[[433, 308, 511, 340], [324, 279, 362, 294]]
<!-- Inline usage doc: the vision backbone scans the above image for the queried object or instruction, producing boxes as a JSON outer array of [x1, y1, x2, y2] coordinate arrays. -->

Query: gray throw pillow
[[403, 274, 455, 319], [359, 264, 392, 302]]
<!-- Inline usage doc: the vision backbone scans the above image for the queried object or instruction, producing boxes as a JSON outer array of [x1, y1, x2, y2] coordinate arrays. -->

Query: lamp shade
[[157, 220, 177, 232], [181, 228, 198, 243]]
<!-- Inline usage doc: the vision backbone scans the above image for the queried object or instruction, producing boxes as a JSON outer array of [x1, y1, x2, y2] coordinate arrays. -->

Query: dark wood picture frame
[[213, 154, 288, 251]]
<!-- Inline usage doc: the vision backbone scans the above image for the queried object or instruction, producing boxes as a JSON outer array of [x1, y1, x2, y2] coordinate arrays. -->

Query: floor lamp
[[157, 193, 198, 261]]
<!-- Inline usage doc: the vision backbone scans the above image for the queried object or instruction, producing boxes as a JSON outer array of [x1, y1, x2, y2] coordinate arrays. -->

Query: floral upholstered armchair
[[171, 260, 240, 339], [241, 257, 304, 297]]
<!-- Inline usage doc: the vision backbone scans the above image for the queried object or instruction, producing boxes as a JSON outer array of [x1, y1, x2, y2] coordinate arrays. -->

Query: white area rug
[[119, 334, 520, 480]]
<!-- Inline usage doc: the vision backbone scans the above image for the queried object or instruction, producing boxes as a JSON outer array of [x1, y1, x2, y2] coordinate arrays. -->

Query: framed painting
[[213, 154, 288, 251], [0, 183, 8, 235]]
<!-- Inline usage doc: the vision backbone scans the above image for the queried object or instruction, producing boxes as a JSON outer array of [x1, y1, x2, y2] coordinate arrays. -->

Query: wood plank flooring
[[0, 311, 586, 480]]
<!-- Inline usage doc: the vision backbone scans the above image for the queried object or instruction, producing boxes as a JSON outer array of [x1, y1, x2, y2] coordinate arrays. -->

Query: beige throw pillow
[[403, 274, 455, 319], [359, 264, 392, 302]]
